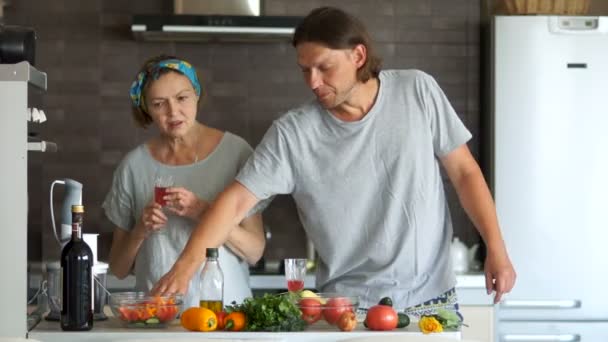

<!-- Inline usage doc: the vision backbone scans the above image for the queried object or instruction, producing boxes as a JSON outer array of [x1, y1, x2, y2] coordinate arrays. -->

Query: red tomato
[[323, 297, 353, 325], [156, 306, 178, 322], [365, 305, 398, 331], [216, 311, 228, 330], [299, 298, 323, 324], [337, 311, 357, 331]]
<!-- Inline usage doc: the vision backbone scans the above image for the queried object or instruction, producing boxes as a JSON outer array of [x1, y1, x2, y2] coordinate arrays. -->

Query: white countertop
[[29, 310, 461, 342]]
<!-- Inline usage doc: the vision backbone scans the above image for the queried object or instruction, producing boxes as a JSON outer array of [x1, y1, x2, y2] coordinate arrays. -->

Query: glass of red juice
[[154, 174, 174, 206], [284, 258, 307, 292]]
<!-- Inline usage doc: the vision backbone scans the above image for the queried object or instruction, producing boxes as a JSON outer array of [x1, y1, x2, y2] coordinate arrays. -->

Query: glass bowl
[[294, 292, 359, 326], [109, 292, 183, 328]]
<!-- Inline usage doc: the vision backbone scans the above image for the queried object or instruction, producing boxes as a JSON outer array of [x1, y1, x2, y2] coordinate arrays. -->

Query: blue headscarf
[[129, 59, 202, 111]]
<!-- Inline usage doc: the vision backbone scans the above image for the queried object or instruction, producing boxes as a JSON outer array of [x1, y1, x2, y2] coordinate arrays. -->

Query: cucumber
[[378, 297, 393, 307], [396, 312, 410, 328], [145, 317, 160, 325]]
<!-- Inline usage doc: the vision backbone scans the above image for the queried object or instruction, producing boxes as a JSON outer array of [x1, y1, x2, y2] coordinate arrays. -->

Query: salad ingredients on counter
[[419, 315, 443, 334], [180, 307, 217, 332], [226, 293, 306, 331], [419, 308, 466, 334], [298, 298, 323, 324], [322, 297, 354, 325], [224, 311, 246, 331], [337, 311, 357, 331], [300, 289, 327, 304], [378, 297, 393, 307], [397, 312, 411, 328], [364, 304, 398, 331], [216, 311, 227, 330], [116, 296, 179, 326]]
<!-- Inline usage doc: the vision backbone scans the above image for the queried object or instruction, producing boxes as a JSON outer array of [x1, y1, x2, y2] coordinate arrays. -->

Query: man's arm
[[224, 212, 265, 266], [440, 144, 516, 303], [151, 180, 260, 296]]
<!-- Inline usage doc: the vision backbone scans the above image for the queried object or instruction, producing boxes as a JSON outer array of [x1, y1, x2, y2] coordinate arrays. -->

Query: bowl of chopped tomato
[[109, 292, 183, 328]]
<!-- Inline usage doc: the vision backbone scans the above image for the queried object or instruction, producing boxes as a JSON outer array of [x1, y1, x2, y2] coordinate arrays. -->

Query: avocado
[[397, 312, 410, 328], [378, 297, 393, 307]]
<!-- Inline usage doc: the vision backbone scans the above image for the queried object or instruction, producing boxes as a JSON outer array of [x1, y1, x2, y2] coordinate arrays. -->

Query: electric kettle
[[450, 237, 480, 274], [49, 178, 83, 247]]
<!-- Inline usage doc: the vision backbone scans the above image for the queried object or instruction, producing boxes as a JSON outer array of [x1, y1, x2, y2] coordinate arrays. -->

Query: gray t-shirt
[[236, 70, 472, 310], [103, 132, 254, 308]]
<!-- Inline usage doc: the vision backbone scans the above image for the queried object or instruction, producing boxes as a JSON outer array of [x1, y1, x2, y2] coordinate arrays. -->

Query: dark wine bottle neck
[[71, 223, 82, 240]]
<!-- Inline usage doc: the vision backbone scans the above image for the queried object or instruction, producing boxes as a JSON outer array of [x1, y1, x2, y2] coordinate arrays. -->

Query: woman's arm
[[108, 201, 168, 278], [223, 213, 265, 265], [108, 224, 146, 279]]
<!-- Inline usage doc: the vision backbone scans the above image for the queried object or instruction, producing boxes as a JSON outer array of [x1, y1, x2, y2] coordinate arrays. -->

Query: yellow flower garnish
[[419, 316, 444, 334]]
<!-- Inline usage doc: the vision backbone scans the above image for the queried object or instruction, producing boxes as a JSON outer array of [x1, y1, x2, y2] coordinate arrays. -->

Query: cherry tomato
[[215, 311, 227, 329], [337, 311, 357, 331], [299, 298, 323, 324], [323, 297, 353, 325], [365, 304, 398, 331]]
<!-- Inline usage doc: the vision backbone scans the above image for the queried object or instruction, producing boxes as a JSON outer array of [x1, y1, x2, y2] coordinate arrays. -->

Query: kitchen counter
[[29, 311, 460, 342]]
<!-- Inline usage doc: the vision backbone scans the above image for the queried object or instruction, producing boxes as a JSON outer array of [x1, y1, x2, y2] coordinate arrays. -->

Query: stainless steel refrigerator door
[[499, 321, 608, 342], [492, 16, 608, 320]]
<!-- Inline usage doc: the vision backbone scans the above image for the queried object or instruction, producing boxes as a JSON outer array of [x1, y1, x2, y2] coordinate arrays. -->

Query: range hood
[[131, 0, 302, 43]]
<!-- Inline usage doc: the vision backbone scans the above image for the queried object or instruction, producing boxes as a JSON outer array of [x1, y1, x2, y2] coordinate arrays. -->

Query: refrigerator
[[489, 16, 608, 342]]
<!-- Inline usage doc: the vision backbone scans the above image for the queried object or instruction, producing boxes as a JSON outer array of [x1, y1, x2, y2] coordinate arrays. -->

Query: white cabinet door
[[461, 305, 495, 342], [499, 321, 608, 342]]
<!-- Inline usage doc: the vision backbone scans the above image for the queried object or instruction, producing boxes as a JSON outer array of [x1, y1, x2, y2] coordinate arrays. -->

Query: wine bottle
[[199, 248, 224, 313], [60, 204, 94, 331]]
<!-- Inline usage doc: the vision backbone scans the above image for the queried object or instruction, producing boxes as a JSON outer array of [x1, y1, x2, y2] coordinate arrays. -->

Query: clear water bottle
[[199, 247, 223, 313]]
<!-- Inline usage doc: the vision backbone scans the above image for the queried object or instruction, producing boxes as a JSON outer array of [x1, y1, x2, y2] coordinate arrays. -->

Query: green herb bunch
[[226, 293, 306, 332]]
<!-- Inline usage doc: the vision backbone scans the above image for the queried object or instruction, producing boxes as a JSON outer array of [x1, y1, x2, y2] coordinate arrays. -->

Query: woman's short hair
[[292, 7, 382, 82]]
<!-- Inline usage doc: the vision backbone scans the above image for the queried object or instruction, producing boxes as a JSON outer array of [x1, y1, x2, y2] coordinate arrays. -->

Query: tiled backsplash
[[7, 0, 483, 264]]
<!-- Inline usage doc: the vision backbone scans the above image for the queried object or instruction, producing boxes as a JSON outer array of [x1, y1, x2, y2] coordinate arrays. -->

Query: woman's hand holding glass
[[164, 187, 209, 221], [137, 200, 169, 236]]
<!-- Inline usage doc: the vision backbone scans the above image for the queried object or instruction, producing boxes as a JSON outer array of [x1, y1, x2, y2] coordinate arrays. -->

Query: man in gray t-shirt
[[152, 6, 516, 312]]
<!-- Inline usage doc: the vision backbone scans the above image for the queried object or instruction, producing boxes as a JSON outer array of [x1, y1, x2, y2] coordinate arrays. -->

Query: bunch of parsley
[[226, 293, 306, 331]]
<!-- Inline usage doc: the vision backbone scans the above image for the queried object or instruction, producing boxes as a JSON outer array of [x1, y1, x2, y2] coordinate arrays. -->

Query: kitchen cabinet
[[455, 274, 496, 342], [499, 321, 608, 342], [460, 305, 495, 342]]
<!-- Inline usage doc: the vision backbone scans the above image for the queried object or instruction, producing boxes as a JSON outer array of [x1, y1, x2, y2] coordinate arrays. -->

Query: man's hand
[[484, 249, 516, 304], [151, 266, 193, 297]]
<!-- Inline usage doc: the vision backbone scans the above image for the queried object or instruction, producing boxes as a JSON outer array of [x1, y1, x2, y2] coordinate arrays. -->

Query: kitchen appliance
[[131, 0, 302, 42], [0, 24, 36, 65], [49, 178, 82, 247], [488, 15, 608, 341], [0, 61, 46, 337], [450, 238, 479, 274]]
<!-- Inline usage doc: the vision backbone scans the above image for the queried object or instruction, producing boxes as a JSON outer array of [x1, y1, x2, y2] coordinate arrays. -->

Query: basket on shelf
[[496, 0, 591, 15]]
